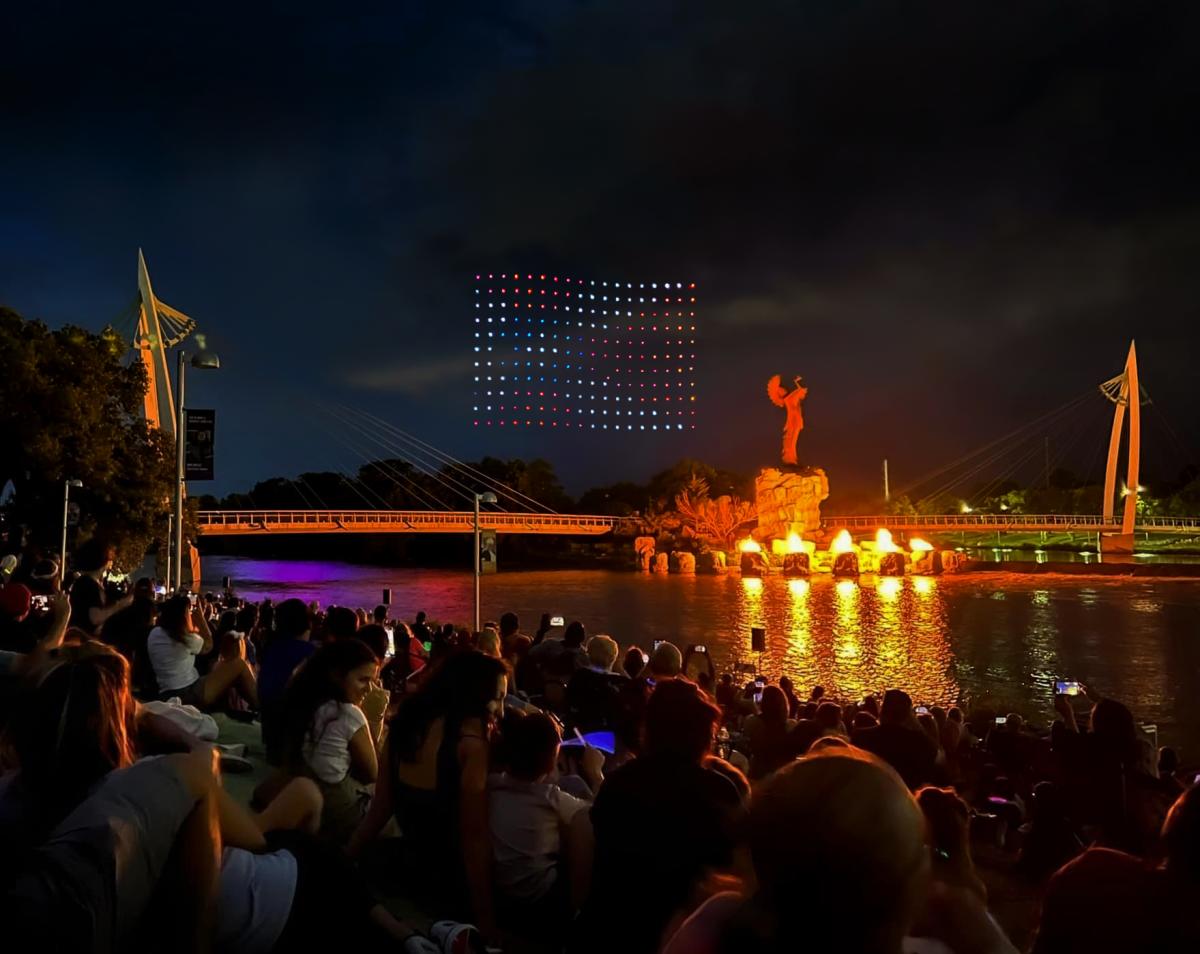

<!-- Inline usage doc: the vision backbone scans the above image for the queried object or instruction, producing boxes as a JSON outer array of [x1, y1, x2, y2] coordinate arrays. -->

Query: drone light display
[[473, 273, 697, 431]]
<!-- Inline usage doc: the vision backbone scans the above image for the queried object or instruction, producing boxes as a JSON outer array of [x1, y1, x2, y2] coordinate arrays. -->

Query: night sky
[[4, 2, 1199, 504]]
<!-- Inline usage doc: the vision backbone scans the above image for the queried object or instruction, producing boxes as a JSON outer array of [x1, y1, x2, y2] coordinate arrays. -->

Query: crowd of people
[[1, 541, 1199, 952]]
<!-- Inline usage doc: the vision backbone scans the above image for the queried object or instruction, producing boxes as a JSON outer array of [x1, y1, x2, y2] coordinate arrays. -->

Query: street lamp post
[[473, 491, 497, 633], [174, 350, 220, 592], [61, 479, 82, 577]]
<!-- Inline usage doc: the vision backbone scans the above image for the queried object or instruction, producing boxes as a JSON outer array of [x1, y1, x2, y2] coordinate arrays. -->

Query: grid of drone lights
[[472, 273, 697, 430]]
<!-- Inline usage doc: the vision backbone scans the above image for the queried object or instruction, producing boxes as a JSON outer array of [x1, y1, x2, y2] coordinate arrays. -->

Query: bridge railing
[[822, 513, 1200, 532], [823, 514, 1117, 530], [196, 509, 621, 531]]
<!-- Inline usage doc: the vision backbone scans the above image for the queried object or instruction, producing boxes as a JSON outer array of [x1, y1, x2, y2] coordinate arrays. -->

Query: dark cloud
[[2, 1, 1199, 500]]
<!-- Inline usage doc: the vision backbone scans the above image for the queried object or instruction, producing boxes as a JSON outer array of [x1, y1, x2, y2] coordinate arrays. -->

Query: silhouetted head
[[815, 701, 844, 734], [324, 605, 359, 641], [644, 678, 721, 763], [1159, 746, 1179, 776], [74, 537, 115, 574], [157, 595, 192, 639], [499, 612, 519, 636], [478, 629, 502, 658], [563, 621, 586, 648], [880, 689, 914, 726], [373, 604, 388, 623], [649, 640, 682, 679], [355, 623, 389, 663], [275, 598, 311, 640], [587, 634, 618, 671], [734, 748, 928, 951], [622, 645, 646, 679], [759, 685, 789, 726], [501, 710, 561, 781]]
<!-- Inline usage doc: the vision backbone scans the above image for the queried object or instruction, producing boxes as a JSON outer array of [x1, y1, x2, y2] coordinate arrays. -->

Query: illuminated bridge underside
[[197, 510, 621, 536], [823, 514, 1200, 535]]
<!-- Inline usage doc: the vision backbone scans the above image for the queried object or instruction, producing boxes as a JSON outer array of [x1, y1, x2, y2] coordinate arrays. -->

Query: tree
[[674, 477, 757, 549], [0, 307, 175, 569]]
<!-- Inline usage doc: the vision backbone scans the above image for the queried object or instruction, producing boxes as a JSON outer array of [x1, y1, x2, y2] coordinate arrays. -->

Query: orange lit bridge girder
[[822, 514, 1200, 535], [196, 509, 628, 536]]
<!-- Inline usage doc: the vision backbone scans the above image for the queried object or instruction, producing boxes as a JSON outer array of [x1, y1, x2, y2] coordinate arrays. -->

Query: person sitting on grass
[[350, 650, 509, 944], [260, 638, 381, 844], [573, 678, 745, 954], [489, 710, 603, 933], [147, 595, 258, 713], [0, 642, 437, 953]]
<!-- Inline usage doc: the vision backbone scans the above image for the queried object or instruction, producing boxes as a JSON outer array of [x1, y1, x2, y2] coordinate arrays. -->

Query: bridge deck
[[197, 510, 1200, 537], [196, 509, 620, 536]]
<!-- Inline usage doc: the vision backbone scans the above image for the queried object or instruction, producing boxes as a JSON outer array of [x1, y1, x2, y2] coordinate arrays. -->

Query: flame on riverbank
[[738, 538, 762, 553], [875, 528, 901, 553], [910, 537, 934, 552], [830, 529, 854, 554], [786, 532, 805, 553]]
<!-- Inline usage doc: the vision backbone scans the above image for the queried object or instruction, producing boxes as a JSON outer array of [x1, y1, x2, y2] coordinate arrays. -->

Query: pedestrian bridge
[[196, 509, 623, 536], [822, 513, 1200, 535]]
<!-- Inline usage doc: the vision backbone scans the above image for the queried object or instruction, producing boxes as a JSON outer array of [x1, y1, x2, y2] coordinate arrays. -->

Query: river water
[[201, 557, 1200, 752]]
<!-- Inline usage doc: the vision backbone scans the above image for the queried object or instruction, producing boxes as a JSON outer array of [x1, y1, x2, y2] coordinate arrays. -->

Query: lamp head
[[479, 492, 498, 505], [191, 351, 221, 370], [66, 479, 83, 488]]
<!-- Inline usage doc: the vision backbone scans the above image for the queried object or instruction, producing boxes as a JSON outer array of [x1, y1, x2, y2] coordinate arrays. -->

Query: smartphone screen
[[994, 716, 1007, 725], [915, 706, 929, 715], [30, 595, 52, 613], [422, 640, 432, 653], [694, 645, 707, 654], [550, 615, 565, 627], [1056, 680, 1083, 696]]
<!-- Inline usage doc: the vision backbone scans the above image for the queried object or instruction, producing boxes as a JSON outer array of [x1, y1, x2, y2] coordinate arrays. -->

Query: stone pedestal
[[782, 552, 811, 577], [755, 467, 830, 541], [670, 551, 697, 574]]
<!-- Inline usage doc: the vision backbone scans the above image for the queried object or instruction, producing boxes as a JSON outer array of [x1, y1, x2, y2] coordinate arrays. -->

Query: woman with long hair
[[1, 643, 437, 953], [146, 595, 258, 711], [274, 638, 380, 843], [350, 650, 509, 940], [744, 685, 795, 780]]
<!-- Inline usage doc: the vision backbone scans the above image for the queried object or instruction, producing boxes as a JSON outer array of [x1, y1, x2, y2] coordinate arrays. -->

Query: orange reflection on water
[[727, 574, 958, 707], [834, 579, 861, 662], [787, 577, 811, 655]]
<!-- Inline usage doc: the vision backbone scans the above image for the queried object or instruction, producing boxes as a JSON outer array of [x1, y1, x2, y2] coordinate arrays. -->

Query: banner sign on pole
[[185, 409, 215, 481]]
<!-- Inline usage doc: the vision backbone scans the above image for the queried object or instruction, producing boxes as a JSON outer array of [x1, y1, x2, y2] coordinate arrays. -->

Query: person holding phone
[[573, 680, 744, 954], [147, 595, 258, 712]]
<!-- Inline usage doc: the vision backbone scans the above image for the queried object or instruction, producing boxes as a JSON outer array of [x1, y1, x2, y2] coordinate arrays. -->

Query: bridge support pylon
[[1100, 341, 1142, 553]]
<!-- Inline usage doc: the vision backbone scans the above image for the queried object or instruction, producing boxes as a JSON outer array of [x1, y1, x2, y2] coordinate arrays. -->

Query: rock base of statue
[[754, 466, 830, 542]]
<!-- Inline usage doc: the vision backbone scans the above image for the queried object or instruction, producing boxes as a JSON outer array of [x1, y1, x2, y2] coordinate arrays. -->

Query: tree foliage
[[673, 476, 757, 549], [0, 307, 175, 569]]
